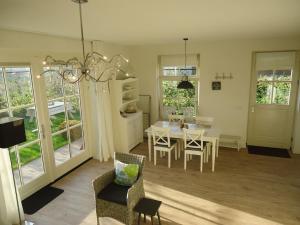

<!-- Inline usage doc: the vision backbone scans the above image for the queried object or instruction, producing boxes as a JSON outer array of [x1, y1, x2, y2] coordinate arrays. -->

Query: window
[[0, 66, 44, 186], [43, 68, 85, 165], [159, 54, 199, 120], [256, 69, 293, 105]]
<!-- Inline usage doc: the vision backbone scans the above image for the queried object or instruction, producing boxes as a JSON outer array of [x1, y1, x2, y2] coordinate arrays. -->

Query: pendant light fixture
[[38, 0, 130, 84], [177, 38, 194, 89]]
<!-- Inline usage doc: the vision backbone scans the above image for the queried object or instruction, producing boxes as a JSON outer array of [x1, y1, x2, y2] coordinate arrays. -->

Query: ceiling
[[0, 0, 300, 45]]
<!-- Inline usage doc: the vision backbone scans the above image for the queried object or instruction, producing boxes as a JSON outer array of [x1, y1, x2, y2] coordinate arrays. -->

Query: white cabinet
[[110, 78, 143, 153]]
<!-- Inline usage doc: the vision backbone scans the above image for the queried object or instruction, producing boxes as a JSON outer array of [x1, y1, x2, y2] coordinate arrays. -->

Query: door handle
[[251, 107, 255, 113]]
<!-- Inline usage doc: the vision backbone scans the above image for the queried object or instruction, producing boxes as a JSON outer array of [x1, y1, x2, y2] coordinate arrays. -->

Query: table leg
[[157, 211, 161, 225], [148, 133, 152, 161], [138, 213, 141, 225], [212, 139, 216, 172], [144, 214, 146, 222], [151, 216, 154, 225], [216, 138, 219, 157]]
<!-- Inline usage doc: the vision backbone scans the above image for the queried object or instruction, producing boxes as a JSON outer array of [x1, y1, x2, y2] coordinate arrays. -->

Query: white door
[[0, 62, 90, 199], [247, 51, 299, 149]]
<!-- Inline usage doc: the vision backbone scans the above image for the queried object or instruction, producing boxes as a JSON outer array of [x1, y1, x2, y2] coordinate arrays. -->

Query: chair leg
[[97, 216, 100, 225], [200, 154, 203, 172], [160, 151, 162, 158], [168, 151, 171, 168], [154, 149, 157, 165], [184, 152, 187, 170], [175, 146, 177, 160]]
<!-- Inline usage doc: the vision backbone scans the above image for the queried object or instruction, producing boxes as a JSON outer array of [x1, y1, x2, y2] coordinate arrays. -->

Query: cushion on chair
[[154, 139, 177, 148], [97, 182, 130, 205], [114, 160, 139, 186]]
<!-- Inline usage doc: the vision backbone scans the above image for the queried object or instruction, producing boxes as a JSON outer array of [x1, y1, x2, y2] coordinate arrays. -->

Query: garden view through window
[[0, 65, 85, 187], [160, 65, 198, 119], [0, 66, 44, 186], [44, 68, 85, 166], [256, 69, 292, 105]]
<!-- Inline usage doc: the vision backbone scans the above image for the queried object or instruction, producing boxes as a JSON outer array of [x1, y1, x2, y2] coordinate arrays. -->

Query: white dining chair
[[183, 128, 207, 172], [195, 116, 214, 127], [151, 126, 178, 168]]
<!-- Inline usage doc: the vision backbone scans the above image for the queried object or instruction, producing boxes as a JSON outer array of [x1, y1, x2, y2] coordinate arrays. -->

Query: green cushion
[[114, 160, 139, 186]]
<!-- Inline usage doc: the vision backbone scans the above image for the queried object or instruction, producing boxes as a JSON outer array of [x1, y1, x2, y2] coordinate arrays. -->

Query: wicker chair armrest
[[92, 169, 115, 197], [127, 175, 145, 209]]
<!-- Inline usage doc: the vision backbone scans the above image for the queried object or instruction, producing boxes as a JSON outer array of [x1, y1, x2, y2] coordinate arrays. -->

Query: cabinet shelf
[[122, 99, 138, 105], [122, 89, 137, 94]]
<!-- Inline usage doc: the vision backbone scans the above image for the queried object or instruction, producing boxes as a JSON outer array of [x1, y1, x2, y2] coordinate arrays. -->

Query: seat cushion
[[97, 182, 130, 205], [154, 139, 177, 148]]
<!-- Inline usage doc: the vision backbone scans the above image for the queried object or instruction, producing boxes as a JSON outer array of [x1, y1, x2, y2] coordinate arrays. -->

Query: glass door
[[0, 66, 46, 189], [42, 68, 87, 176], [0, 63, 89, 198]]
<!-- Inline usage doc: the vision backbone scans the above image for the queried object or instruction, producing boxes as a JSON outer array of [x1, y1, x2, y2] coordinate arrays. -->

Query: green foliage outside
[[162, 80, 196, 113], [9, 112, 81, 170], [256, 82, 290, 105]]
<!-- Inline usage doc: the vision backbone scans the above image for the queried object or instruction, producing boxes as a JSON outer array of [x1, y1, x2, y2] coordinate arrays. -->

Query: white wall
[[129, 38, 300, 148]]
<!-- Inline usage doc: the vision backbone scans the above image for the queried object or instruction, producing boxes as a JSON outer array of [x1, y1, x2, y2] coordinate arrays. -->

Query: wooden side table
[[134, 198, 162, 225]]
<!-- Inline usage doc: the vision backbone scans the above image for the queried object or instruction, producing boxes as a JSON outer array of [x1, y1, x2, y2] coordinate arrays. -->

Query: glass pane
[[9, 149, 22, 187], [162, 80, 196, 115], [67, 96, 81, 124], [257, 70, 273, 81], [163, 66, 197, 76], [64, 82, 79, 96], [19, 142, 44, 184], [12, 107, 39, 143], [70, 126, 84, 157], [52, 132, 70, 165], [274, 69, 292, 81], [0, 69, 8, 110], [256, 82, 272, 104], [44, 71, 64, 100], [273, 82, 291, 105], [5, 67, 34, 107], [48, 100, 67, 133]]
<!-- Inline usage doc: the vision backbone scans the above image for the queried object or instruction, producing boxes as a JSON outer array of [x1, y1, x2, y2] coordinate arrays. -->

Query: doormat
[[22, 186, 64, 214], [247, 145, 291, 158]]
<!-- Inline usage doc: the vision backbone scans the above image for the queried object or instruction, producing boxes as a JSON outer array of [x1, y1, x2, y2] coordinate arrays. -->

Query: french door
[[0, 62, 90, 199]]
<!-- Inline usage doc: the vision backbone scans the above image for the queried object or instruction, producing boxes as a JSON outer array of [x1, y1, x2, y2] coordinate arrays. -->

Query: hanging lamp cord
[[78, 1, 86, 60]]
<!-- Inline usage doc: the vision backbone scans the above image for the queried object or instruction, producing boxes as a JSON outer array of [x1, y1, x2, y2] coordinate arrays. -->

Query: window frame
[[158, 54, 200, 120]]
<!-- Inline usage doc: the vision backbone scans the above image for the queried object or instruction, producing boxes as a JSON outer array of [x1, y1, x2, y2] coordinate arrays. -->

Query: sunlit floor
[[14, 138, 84, 186], [26, 142, 300, 225]]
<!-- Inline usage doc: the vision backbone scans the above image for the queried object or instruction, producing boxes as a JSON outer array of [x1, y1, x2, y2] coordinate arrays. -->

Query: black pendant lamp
[[177, 38, 194, 89]]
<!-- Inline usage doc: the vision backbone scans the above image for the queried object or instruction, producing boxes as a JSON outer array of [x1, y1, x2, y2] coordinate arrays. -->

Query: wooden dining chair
[[151, 125, 177, 168], [183, 128, 207, 172]]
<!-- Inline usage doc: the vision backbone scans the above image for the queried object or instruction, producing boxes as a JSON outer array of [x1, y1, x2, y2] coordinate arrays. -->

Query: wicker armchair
[[93, 152, 146, 225]]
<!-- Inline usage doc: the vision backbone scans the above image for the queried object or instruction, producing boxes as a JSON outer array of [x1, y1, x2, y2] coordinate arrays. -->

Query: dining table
[[145, 121, 221, 172]]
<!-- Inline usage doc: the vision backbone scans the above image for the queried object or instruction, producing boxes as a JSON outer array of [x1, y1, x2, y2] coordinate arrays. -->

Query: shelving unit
[[110, 78, 143, 153]]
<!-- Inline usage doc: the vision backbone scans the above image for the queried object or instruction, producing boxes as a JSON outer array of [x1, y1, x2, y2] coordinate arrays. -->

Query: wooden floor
[[26, 142, 300, 225]]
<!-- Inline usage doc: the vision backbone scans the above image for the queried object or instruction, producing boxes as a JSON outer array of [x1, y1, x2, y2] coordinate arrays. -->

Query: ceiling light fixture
[[38, 0, 130, 84], [177, 38, 194, 89]]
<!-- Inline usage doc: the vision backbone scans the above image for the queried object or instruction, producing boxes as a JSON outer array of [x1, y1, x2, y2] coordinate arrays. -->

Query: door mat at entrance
[[247, 145, 291, 158], [22, 186, 64, 214]]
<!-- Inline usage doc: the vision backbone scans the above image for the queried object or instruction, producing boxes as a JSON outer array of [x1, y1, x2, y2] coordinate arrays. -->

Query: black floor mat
[[247, 145, 291, 158], [22, 186, 64, 214]]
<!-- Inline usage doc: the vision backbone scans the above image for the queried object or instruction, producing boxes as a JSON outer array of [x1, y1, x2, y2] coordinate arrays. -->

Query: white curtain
[[0, 148, 24, 225], [93, 82, 115, 162]]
